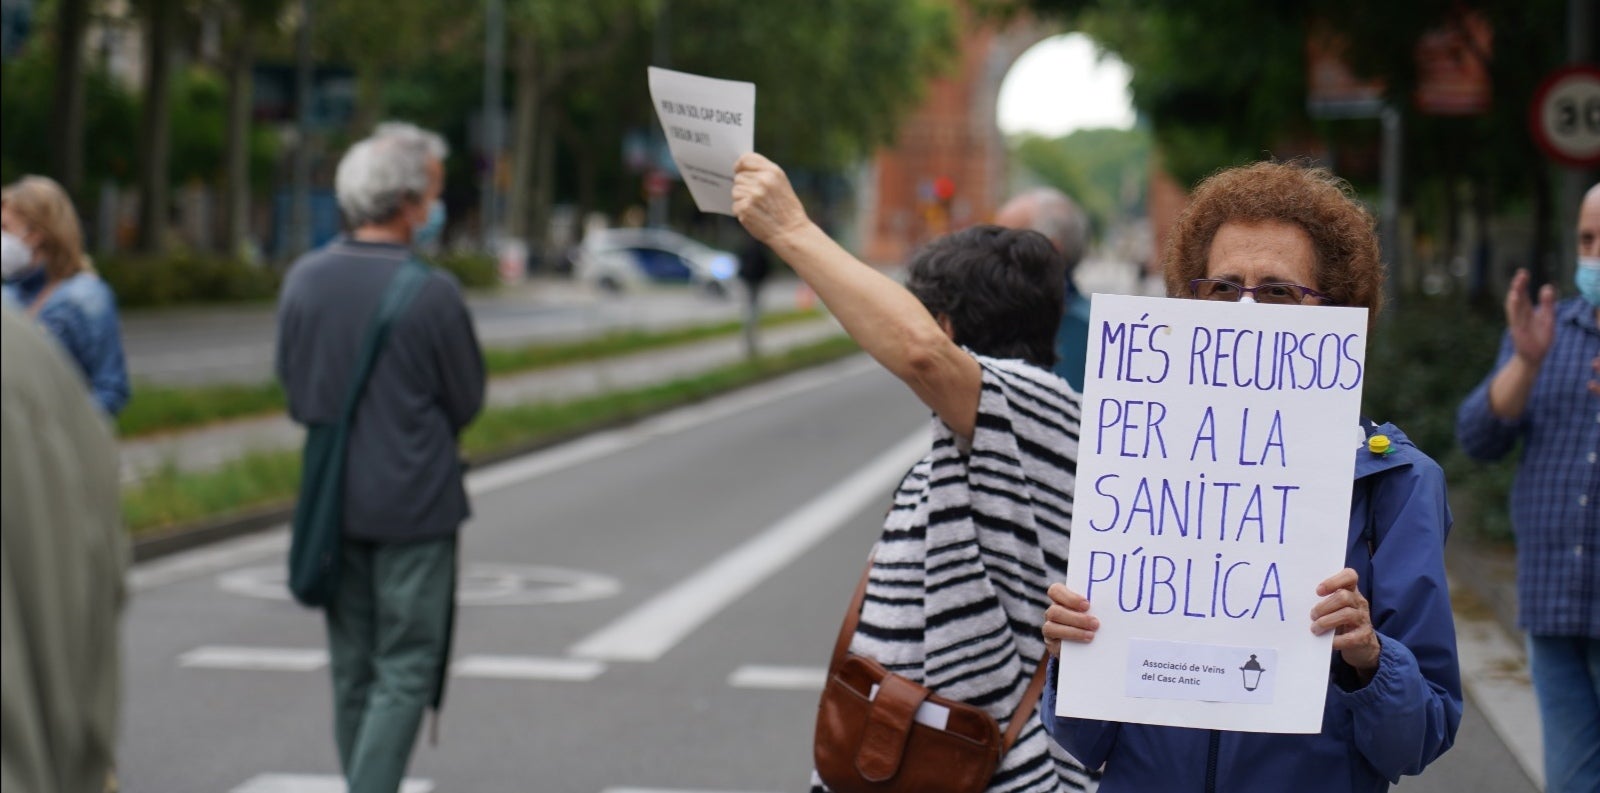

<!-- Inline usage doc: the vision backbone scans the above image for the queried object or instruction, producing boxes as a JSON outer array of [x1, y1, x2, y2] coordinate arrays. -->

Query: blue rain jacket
[[1043, 423, 1463, 792], [3, 267, 130, 415]]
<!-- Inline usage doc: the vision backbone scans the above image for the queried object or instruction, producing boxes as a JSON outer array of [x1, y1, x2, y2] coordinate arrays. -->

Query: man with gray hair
[[276, 121, 483, 793], [995, 187, 1092, 391]]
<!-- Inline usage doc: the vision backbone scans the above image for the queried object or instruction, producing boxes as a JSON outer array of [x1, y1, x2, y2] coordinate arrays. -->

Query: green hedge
[[98, 249, 500, 309], [98, 252, 282, 308], [1363, 297, 1516, 542], [432, 251, 499, 289]]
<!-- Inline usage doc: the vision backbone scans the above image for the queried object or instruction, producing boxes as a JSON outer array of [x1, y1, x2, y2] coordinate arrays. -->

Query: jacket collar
[[1559, 295, 1599, 333], [1355, 421, 1418, 480], [5, 266, 49, 304]]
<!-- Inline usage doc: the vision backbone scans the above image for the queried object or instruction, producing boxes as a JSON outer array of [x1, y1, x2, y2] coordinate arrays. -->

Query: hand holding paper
[[732, 153, 812, 245], [1042, 583, 1099, 658], [1310, 567, 1380, 678]]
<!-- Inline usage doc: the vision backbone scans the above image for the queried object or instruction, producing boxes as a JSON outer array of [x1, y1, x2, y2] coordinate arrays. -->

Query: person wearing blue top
[[1455, 182, 1600, 793], [2, 176, 131, 416], [1039, 161, 1462, 792], [995, 188, 1092, 393]]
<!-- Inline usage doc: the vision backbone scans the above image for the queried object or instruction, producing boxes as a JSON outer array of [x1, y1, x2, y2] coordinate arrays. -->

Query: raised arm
[[1486, 268, 1556, 421], [732, 153, 981, 440]]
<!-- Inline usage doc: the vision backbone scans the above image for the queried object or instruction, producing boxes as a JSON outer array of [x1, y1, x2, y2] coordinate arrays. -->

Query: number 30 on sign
[[1531, 65, 1600, 168]]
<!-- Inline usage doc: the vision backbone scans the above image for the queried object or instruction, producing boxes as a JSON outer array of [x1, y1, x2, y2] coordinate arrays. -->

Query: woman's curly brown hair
[[1162, 161, 1383, 323]]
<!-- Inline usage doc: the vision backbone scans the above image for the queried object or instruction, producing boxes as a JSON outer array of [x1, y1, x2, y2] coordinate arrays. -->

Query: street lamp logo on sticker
[[1240, 654, 1267, 692]]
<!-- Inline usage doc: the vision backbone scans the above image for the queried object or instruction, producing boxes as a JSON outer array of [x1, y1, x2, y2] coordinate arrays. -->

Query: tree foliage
[[667, 0, 956, 170], [1013, 127, 1151, 229], [1047, 0, 1573, 200], [1071, 0, 1314, 187], [1, 43, 139, 186]]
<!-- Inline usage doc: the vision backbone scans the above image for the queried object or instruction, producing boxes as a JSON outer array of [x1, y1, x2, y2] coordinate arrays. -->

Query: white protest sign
[[1055, 294, 1368, 734], [646, 67, 756, 215]]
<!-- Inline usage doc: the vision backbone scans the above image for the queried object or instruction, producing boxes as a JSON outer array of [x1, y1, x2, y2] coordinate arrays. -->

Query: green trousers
[[325, 536, 455, 793]]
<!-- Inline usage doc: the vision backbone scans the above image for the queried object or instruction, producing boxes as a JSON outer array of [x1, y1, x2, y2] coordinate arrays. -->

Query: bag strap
[[833, 551, 1050, 753], [338, 258, 430, 423], [1003, 658, 1051, 750]]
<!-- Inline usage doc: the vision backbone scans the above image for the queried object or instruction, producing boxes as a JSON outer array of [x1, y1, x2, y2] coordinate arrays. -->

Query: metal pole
[[1558, 0, 1597, 286], [291, 0, 314, 256], [482, 0, 504, 252], [1380, 104, 1403, 309], [647, 0, 669, 228]]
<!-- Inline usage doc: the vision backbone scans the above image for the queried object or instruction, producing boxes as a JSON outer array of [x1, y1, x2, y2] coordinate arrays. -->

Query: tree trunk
[[51, 0, 89, 199], [560, 116, 596, 234], [530, 95, 558, 269], [221, 22, 255, 257], [137, 0, 175, 254], [1530, 164, 1553, 293], [352, 68, 386, 134], [1468, 176, 1493, 305], [506, 32, 540, 240], [1443, 175, 1460, 286]]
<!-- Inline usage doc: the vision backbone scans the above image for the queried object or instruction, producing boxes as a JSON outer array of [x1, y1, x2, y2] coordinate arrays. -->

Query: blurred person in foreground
[[1, 176, 131, 416], [1455, 182, 1600, 793], [994, 188, 1092, 393], [1, 306, 127, 792], [733, 153, 1097, 791], [1040, 162, 1461, 792], [276, 122, 484, 793]]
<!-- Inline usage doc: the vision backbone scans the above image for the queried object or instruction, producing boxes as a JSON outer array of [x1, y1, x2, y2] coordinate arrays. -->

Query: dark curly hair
[[905, 225, 1065, 368], [1163, 161, 1384, 324]]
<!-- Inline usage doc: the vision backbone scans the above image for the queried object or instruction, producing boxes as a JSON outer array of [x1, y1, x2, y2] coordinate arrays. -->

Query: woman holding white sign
[[733, 152, 1097, 792], [1039, 161, 1462, 792]]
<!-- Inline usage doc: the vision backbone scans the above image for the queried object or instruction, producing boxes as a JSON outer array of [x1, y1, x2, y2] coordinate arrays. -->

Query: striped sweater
[[813, 356, 1097, 793]]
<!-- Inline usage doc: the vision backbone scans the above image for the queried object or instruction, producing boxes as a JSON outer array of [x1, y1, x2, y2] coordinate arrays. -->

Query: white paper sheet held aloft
[[646, 67, 756, 216]]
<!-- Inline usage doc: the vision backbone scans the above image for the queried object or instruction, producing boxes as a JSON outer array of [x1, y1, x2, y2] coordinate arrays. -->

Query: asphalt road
[[121, 279, 803, 385], [116, 355, 1540, 793]]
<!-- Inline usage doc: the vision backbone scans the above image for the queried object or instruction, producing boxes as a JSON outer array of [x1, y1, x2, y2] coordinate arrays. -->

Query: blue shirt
[[1456, 297, 1600, 638], [1052, 285, 1091, 393], [2, 268, 131, 416]]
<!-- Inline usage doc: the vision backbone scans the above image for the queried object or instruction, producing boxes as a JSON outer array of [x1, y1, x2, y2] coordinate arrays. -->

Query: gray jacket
[[276, 238, 486, 542], [1, 307, 126, 793]]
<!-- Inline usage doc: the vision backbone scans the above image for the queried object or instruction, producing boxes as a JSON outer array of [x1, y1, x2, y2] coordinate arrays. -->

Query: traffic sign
[[1529, 64, 1600, 168]]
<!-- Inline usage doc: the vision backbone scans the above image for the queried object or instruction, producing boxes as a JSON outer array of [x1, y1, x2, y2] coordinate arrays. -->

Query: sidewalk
[[119, 316, 845, 484], [1443, 538, 1544, 791]]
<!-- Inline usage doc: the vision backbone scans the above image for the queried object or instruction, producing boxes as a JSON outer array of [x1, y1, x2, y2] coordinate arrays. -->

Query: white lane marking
[[179, 646, 328, 671], [130, 532, 289, 592], [129, 353, 872, 593], [465, 352, 869, 496], [231, 774, 433, 793], [215, 563, 621, 606], [727, 665, 827, 691], [569, 429, 928, 663], [1451, 576, 1545, 789], [452, 655, 606, 681]]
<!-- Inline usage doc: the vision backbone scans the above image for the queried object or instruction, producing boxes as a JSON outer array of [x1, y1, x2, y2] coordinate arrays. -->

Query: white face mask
[[1, 231, 36, 280], [1238, 293, 1257, 304]]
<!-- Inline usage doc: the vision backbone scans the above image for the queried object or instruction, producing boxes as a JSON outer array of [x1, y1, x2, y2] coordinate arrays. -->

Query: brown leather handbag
[[814, 557, 1051, 793]]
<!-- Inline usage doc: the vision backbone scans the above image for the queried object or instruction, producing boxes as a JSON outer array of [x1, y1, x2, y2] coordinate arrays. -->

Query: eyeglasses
[[1187, 279, 1334, 305]]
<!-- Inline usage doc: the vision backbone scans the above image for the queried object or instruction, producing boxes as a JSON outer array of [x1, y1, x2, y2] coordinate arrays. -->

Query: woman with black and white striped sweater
[[734, 154, 1097, 793]]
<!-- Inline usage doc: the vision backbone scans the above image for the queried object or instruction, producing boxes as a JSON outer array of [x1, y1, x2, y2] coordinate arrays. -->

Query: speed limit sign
[[1530, 64, 1600, 168]]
